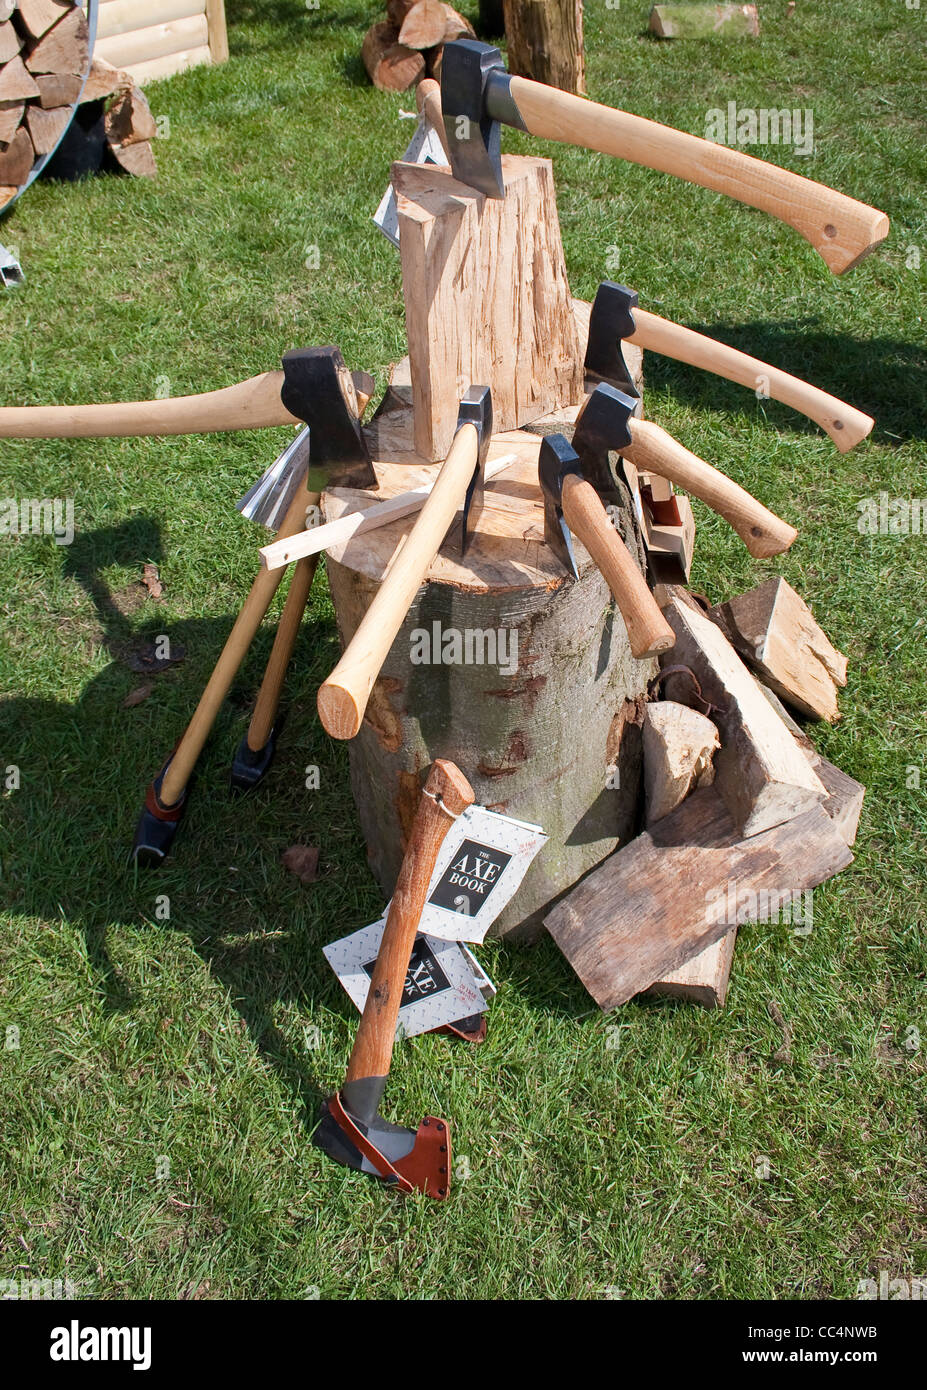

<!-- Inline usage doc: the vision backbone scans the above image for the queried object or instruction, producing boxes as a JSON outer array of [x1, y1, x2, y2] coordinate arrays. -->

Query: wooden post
[[502, 0, 585, 95], [395, 155, 583, 461]]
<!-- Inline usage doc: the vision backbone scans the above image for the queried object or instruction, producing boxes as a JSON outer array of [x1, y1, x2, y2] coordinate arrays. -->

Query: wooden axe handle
[[0, 372, 297, 438], [509, 78, 889, 275], [0, 373, 373, 439], [417, 77, 452, 161], [560, 474, 675, 659], [318, 423, 480, 740], [623, 419, 797, 558], [629, 309, 874, 451], [345, 759, 474, 1086]]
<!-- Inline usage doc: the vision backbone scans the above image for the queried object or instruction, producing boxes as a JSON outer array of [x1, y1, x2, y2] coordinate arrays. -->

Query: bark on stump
[[321, 329, 649, 938], [502, 0, 585, 94]]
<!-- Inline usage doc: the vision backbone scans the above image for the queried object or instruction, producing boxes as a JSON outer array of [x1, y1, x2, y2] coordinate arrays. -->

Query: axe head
[[441, 40, 524, 199], [280, 347, 377, 493], [314, 1090, 452, 1201], [572, 383, 636, 495], [237, 349, 377, 530], [237, 427, 311, 530], [584, 282, 642, 404], [454, 384, 493, 555], [538, 433, 585, 579]]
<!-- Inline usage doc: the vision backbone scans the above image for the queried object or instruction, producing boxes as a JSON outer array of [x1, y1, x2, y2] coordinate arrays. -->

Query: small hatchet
[[584, 282, 874, 452], [314, 758, 475, 1200], [573, 384, 798, 559], [317, 386, 492, 742], [441, 40, 889, 275], [539, 433, 675, 660]]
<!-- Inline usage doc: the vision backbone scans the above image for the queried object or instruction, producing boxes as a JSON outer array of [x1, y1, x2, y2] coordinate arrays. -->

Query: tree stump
[[320, 310, 648, 938], [502, 0, 585, 95]]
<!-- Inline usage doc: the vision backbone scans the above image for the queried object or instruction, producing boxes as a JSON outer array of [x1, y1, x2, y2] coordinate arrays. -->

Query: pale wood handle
[[560, 474, 675, 660], [631, 309, 873, 452], [510, 78, 889, 275], [318, 424, 480, 739], [623, 419, 797, 558], [0, 373, 373, 439], [345, 759, 474, 1085], [0, 373, 297, 438], [159, 486, 318, 806], [246, 552, 319, 752], [417, 76, 452, 161]]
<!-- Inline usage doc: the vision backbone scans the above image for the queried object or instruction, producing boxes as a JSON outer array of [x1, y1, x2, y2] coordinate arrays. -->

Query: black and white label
[[428, 839, 513, 915]]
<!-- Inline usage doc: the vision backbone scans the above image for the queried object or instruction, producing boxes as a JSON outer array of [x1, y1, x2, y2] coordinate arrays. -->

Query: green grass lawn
[[0, 0, 925, 1300]]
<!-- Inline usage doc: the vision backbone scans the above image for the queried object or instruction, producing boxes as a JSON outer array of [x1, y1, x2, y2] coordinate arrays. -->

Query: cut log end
[[361, 20, 426, 92], [317, 681, 364, 741]]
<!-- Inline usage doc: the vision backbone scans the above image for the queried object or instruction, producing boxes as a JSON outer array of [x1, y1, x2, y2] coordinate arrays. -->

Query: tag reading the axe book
[[323, 923, 495, 1039], [413, 806, 547, 944]]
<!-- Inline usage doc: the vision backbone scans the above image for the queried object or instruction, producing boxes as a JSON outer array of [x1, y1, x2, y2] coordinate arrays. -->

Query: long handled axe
[[441, 40, 889, 275], [539, 435, 675, 660], [317, 387, 492, 741], [585, 282, 874, 452], [573, 384, 798, 559], [132, 350, 376, 863], [314, 758, 475, 1199]]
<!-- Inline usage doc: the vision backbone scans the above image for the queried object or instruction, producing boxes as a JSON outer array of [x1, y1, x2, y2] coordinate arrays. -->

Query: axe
[[314, 759, 475, 1200], [0, 346, 378, 493], [585, 282, 874, 452], [132, 351, 375, 863], [539, 434, 675, 660], [441, 40, 889, 275], [573, 384, 798, 559], [318, 387, 492, 742]]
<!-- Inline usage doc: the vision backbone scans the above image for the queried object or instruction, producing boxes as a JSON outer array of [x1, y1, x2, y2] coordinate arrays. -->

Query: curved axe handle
[[0, 373, 296, 438], [509, 78, 889, 275], [345, 759, 474, 1088], [630, 309, 874, 452], [624, 419, 797, 558], [560, 474, 675, 660], [318, 423, 480, 740], [0, 372, 374, 439]]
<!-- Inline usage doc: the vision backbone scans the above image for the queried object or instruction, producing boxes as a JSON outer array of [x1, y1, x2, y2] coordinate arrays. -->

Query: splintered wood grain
[[545, 785, 854, 1009], [394, 155, 583, 460], [709, 576, 848, 723], [661, 594, 827, 836]]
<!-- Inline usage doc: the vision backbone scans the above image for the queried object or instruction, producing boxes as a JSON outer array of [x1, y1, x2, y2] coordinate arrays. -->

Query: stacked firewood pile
[[362, 0, 475, 91], [0, 0, 157, 207]]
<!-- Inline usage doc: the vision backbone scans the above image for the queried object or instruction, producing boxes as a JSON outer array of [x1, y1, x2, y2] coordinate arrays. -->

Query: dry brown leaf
[[281, 844, 320, 884], [123, 683, 153, 708]]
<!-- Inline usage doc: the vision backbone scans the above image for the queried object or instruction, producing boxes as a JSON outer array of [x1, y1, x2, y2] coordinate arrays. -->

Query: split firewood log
[[398, 0, 447, 50], [0, 99, 23, 143], [80, 56, 133, 104], [25, 99, 71, 155], [361, 20, 425, 92], [24, 5, 88, 74]]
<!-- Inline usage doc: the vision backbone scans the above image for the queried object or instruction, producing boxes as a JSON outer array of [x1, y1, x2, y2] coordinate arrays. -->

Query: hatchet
[[314, 759, 475, 1200], [318, 387, 492, 742], [441, 40, 889, 275], [585, 282, 874, 452], [539, 434, 675, 660], [573, 384, 798, 559]]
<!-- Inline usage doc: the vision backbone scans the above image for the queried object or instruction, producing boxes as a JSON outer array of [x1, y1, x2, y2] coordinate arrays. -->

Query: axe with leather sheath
[[314, 759, 475, 1200], [539, 435, 675, 660], [441, 40, 888, 275], [317, 386, 492, 741]]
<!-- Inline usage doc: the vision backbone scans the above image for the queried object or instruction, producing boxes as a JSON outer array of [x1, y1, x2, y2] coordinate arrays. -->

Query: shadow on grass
[[0, 516, 375, 1124], [651, 319, 927, 446]]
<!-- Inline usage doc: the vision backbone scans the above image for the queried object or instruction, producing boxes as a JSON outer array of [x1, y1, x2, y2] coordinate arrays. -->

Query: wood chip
[[142, 563, 163, 599]]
